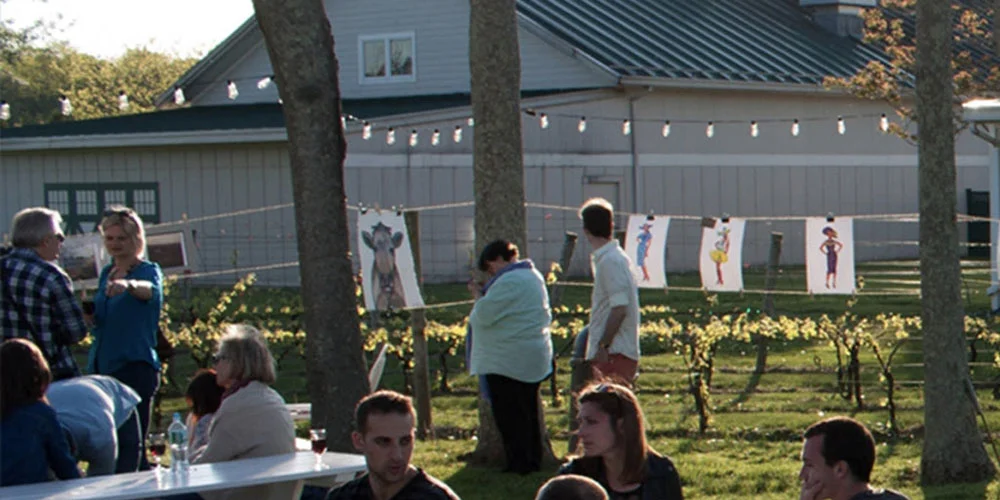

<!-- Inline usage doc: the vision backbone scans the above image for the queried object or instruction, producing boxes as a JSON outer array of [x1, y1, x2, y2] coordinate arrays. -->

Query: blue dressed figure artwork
[[636, 222, 654, 282], [820, 226, 844, 289], [709, 226, 731, 285]]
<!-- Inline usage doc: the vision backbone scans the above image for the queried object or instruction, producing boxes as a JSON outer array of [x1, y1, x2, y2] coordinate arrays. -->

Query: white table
[[0, 451, 367, 500]]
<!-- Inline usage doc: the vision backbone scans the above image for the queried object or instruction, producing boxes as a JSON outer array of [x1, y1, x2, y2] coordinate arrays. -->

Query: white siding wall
[[2, 89, 993, 286], [191, 0, 615, 106]]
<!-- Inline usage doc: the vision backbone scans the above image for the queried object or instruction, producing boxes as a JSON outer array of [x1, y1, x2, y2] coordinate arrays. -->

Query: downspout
[[628, 96, 641, 215], [972, 124, 1000, 311]]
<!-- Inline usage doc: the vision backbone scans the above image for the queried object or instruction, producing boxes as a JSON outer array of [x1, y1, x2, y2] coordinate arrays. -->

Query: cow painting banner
[[805, 217, 856, 295], [623, 214, 670, 289], [698, 217, 746, 292], [357, 211, 425, 311]]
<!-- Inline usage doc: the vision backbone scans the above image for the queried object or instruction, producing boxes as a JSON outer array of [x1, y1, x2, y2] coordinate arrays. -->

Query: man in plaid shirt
[[2, 207, 88, 380]]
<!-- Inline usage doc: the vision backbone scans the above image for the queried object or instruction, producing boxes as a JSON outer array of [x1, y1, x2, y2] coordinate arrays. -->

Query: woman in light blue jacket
[[468, 239, 553, 475]]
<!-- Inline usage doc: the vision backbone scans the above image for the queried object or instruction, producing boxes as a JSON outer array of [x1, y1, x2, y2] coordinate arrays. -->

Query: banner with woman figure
[[805, 217, 856, 295], [698, 218, 747, 292], [623, 215, 670, 289]]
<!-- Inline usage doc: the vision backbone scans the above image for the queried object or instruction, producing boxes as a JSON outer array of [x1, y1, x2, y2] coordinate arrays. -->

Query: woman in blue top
[[88, 206, 163, 470], [468, 239, 553, 475], [0, 338, 81, 486]]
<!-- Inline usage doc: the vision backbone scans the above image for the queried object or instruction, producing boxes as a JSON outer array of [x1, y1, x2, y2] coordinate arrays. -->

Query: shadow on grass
[[921, 480, 991, 500], [444, 463, 554, 500]]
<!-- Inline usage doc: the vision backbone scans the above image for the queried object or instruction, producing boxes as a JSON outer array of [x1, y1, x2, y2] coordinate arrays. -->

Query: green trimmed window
[[45, 183, 160, 234]]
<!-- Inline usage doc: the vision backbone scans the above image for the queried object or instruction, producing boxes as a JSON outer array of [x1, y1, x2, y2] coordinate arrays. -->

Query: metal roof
[[517, 0, 893, 85]]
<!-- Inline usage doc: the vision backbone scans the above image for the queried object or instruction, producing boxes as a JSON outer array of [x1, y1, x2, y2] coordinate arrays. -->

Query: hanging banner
[[357, 211, 425, 311], [623, 215, 670, 289], [805, 217, 856, 295], [698, 218, 747, 292], [58, 233, 106, 290]]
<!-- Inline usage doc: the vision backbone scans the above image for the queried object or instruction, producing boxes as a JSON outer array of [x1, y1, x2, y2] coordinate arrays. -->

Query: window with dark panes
[[360, 32, 415, 83], [45, 183, 160, 234]]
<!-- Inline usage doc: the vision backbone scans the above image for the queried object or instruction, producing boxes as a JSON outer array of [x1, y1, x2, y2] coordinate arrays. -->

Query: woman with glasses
[[87, 205, 163, 470], [559, 382, 683, 500], [194, 324, 296, 500]]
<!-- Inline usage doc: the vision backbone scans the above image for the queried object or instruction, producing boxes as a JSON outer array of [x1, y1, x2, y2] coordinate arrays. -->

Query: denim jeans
[[109, 362, 160, 471]]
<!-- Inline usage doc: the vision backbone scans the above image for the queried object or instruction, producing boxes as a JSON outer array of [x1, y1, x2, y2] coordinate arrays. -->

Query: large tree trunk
[[467, 0, 556, 467], [916, 0, 996, 485], [252, 0, 370, 453]]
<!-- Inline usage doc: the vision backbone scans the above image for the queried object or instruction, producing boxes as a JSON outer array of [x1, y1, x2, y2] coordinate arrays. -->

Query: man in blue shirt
[[47, 375, 142, 475]]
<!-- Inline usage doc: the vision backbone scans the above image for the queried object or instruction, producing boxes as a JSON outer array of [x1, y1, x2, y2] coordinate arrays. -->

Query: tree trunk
[[468, 0, 556, 466], [916, 0, 996, 484], [252, 0, 370, 453]]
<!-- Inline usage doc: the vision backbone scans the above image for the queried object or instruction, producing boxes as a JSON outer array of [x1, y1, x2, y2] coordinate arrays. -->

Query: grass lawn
[[149, 261, 1000, 499]]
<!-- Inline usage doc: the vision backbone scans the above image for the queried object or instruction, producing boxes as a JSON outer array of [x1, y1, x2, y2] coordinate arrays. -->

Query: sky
[[2, 0, 256, 59]]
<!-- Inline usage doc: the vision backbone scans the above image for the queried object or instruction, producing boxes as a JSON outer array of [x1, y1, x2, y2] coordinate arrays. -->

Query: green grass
[[148, 261, 1000, 499]]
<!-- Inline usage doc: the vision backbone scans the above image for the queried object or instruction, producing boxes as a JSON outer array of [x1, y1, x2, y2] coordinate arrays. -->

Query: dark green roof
[[517, 0, 893, 84]]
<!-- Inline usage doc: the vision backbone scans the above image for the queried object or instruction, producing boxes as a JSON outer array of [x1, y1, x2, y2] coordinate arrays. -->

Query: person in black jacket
[[558, 382, 683, 500]]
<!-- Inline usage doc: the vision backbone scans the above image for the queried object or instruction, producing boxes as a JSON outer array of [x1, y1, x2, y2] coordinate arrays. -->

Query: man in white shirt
[[578, 198, 641, 384]]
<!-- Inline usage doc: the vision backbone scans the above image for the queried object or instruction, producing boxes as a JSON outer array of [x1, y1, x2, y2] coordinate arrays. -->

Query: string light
[[467, 117, 474, 127], [880, 113, 889, 133], [539, 113, 549, 129], [409, 129, 418, 147], [622, 119, 631, 136], [453, 125, 463, 143], [661, 120, 671, 138], [226, 80, 239, 100], [837, 116, 846, 135], [706, 121, 715, 138], [173, 87, 186, 105], [386, 127, 396, 145], [59, 95, 72, 116], [431, 129, 441, 146], [791, 119, 800, 137], [0, 100, 10, 121], [750, 120, 759, 138], [362, 121, 372, 140], [256, 76, 273, 89], [578, 117, 587, 133], [117, 91, 129, 111], [340, 115, 347, 131]]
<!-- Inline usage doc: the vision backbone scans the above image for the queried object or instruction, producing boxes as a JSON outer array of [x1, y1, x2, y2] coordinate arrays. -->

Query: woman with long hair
[[0, 338, 80, 486], [560, 382, 683, 500]]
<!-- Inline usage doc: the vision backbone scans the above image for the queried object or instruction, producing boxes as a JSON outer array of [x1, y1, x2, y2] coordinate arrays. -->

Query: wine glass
[[148, 433, 167, 470], [309, 429, 327, 468]]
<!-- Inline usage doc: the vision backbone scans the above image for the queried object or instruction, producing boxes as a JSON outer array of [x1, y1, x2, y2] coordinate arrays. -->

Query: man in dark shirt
[[799, 417, 909, 500], [1, 207, 88, 380], [327, 390, 460, 500]]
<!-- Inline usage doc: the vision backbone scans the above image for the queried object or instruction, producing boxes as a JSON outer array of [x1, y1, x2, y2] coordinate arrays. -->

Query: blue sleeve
[[41, 405, 81, 480], [135, 263, 163, 307]]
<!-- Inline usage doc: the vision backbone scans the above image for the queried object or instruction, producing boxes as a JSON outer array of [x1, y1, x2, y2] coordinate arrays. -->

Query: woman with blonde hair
[[559, 382, 683, 500], [194, 324, 295, 500], [88, 205, 163, 470]]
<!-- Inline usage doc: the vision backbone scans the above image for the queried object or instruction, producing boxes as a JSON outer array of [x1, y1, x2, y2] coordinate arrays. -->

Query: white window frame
[[358, 32, 417, 85]]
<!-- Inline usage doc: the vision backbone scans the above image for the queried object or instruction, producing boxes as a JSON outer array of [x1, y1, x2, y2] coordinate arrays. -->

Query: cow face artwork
[[362, 222, 407, 310]]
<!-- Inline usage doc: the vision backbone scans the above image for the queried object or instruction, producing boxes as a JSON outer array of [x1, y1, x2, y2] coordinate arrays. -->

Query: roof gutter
[[620, 75, 848, 95]]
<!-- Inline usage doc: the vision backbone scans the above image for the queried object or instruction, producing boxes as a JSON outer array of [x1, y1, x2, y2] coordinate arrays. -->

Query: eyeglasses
[[54, 233, 65, 243], [103, 208, 132, 217], [212, 353, 227, 364]]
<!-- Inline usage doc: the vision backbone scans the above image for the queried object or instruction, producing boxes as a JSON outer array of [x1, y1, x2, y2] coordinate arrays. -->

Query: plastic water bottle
[[167, 412, 189, 473]]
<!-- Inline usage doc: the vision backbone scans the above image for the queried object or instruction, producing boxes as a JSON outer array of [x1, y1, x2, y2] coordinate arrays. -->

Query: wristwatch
[[600, 340, 611, 350]]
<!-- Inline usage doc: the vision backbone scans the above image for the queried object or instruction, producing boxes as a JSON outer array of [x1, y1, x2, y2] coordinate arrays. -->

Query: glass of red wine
[[310, 428, 327, 468], [148, 433, 167, 470]]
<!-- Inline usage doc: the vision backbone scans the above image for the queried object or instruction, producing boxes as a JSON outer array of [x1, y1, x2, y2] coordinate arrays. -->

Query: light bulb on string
[[117, 91, 129, 110], [837, 116, 846, 135], [750, 121, 759, 138], [661, 120, 671, 138], [173, 87, 186, 105], [0, 100, 10, 121], [453, 125, 463, 143], [539, 113, 549, 129], [467, 117, 475, 127], [622, 119, 631, 136], [227, 80, 239, 100], [257, 75, 273, 89], [577, 117, 587, 133], [409, 130, 418, 147], [362, 122, 372, 140], [431, 129, 441, 146], [706, 121, 715, 138], [791, 119, 800, 137], [879, 113, 889, 133], [386, 127, 396, 145], [59, 95, 72, 116], [340, 115, 347, 131]]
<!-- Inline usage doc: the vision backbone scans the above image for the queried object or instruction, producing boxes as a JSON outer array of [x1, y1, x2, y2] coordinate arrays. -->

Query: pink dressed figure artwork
[[709, 226, 731, 285], [635, 222, 653, 281], [820, 226, 844, 289]]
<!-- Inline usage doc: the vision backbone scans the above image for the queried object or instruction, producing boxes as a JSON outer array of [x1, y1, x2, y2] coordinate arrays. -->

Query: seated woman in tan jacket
[[196, 324, 297, 500]]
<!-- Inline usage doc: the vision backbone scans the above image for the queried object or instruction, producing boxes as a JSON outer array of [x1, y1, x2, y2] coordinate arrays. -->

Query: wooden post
[[547, 232, 578, 408], [756, 232, 783, 377], [406, 211, 434, 439]]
